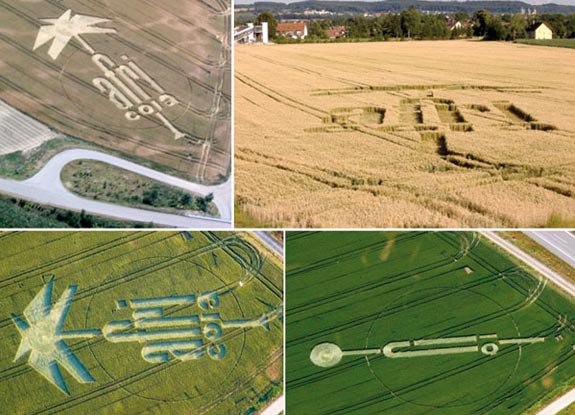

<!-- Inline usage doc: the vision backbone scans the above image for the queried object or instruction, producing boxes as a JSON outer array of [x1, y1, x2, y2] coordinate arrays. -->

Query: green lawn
[[0, 231, 283, 415], [515, 39, 575, 49], [286, 231, 575, 415]]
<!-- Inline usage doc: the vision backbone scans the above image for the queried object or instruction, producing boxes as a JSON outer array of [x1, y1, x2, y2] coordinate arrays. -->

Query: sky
[[235, 0, 575, 5]]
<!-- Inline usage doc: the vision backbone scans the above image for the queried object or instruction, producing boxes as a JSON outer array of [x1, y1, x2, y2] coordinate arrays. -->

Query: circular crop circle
[[481, 343, 499, 356], [310, 342, 343, 367]]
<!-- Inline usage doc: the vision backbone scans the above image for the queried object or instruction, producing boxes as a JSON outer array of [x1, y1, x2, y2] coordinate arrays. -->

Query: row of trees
[[474, 9, 575, 40], [252, 8, 575, 42]]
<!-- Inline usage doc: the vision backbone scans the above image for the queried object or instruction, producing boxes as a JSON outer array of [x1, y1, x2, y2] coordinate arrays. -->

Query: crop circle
[[310, 342, 343, 367]]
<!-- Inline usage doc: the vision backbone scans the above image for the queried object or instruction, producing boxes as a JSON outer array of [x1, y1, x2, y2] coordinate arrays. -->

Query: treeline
[[0, 195, 155, 228], [474, 10, 575, 40], [312, 9, 461, 40], [254, 8, 575, 42]]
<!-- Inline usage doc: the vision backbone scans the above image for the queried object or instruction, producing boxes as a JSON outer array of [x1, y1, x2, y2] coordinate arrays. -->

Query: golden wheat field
[[235, 39, 575, 228]]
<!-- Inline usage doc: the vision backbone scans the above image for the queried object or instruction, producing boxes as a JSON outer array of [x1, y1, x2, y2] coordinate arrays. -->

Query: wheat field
[[235, 40, 575, 228]]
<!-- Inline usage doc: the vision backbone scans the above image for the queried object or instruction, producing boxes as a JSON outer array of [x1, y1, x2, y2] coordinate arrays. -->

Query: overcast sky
[[235, 0, 575, 5]]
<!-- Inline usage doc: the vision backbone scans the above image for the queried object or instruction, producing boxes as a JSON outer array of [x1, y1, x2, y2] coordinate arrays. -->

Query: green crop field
[[286, 231, 575, 415], [0, 231, 282, 415], [515, 39, 575, 49]]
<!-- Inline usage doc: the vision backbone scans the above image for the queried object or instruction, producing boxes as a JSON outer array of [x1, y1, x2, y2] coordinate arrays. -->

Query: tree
[[473, 9, 491, 37], [308, 20, 327, 39], [566, 14, 575, 38], [452, 11, 469, 23], [401, 7, 422, 38], [509, 14, 527, 40], [255, 12, 277, 38], [484, 15, 508, 41]]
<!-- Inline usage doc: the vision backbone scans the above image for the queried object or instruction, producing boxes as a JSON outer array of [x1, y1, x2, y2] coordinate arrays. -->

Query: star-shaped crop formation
[[11, 277, 101, 394], [33, 9, 116, 60]]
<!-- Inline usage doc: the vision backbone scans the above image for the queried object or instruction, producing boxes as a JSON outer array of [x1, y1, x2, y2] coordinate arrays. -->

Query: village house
[[276, 21, 308, 39], [326, 26, 346, 39], [526, 22, 553, 40]]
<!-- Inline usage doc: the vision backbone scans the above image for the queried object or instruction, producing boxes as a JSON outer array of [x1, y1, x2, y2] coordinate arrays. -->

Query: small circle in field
[[310, 342, 343, 367]]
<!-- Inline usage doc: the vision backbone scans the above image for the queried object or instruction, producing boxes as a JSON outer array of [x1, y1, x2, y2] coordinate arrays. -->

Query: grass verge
[[515, 39, 575, 49], [500, 231, 575, 283], [61, 160, 218, 217]]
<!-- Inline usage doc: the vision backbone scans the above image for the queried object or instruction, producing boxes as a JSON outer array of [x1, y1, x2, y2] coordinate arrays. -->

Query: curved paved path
[[0, 148, 231, 228]]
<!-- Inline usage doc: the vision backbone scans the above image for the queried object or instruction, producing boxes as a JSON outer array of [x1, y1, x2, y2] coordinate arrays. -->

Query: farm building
[[326, 26, 346, 39], [234, 22, 269, 44], [276, 21, 308, 39], [447, 20, 471, 31], [527, 22, 553, 39]]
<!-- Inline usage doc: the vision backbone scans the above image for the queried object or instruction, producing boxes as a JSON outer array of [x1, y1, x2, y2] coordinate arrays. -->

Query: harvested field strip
[[0, 100, 58, 155]]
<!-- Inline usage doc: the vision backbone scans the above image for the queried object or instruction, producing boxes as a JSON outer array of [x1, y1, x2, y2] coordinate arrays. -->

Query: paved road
[[0, 149, 231, 228], [536, 389, 575, 415], [525, 231, 575, 269], [481, 231, 575, 297], [260, 394, 284, 415], [254, 231, 284, 258]]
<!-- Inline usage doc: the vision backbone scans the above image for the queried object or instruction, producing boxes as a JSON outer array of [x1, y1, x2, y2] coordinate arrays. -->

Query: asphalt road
[[524, 231, 575, 269], [481, 231, 575, 297], [0, 149, 231, 228], [253, 231, 284, 258]]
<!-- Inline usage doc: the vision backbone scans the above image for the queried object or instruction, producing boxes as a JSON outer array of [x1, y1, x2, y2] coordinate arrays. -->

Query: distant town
[[235, 4, 575, 44]]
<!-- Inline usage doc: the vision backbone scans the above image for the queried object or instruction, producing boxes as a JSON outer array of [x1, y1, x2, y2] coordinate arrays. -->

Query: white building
[[527, 22, 553, 40], [234, 22, 268, 44]]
